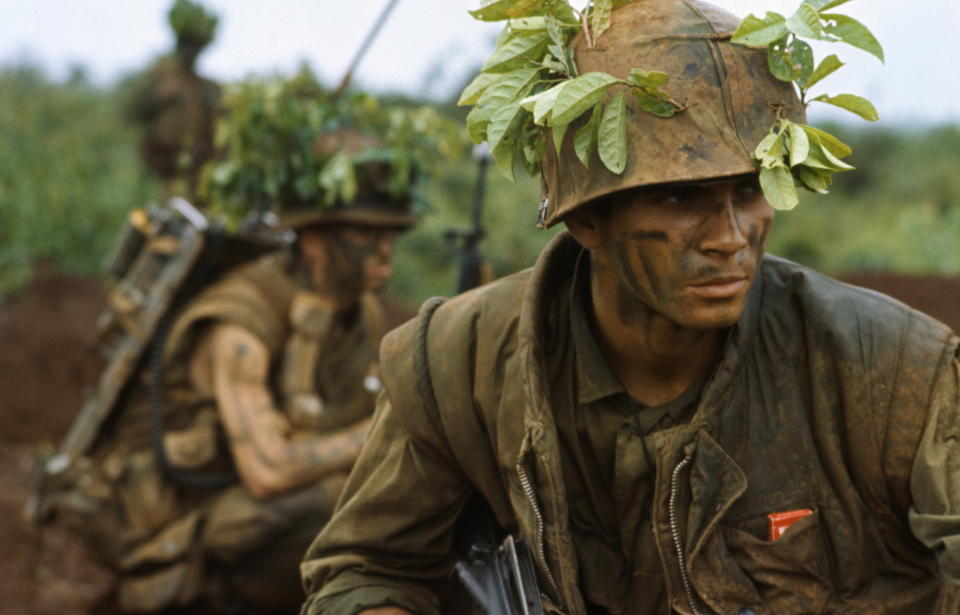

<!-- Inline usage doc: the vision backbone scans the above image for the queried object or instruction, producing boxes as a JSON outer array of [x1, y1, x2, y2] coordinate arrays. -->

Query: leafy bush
[[0, 65, 160, 294]]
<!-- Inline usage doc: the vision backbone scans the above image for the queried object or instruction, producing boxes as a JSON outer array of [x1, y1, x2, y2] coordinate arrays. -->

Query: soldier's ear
[[564, 208, 604, 251]]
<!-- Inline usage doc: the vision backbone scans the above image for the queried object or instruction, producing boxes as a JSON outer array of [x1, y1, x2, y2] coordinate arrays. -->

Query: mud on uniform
[[302, 233, 960, 615], [49, 253, 383, 613]]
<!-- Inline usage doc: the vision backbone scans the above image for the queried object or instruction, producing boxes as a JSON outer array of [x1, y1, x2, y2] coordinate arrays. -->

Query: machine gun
[[451, 489, 544, 615], [446, 143, 492, 294]]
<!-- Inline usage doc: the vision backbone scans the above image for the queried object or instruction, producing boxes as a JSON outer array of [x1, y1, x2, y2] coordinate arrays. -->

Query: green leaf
[[505, 0, 551, 18], [521, 81, 569, 125], [804, 0, 852, 10], [785, 3, 821, 39], [811, 93, 878, 121], [759, 165, 799, 210], [796, 165, 829, 193], [552, 1, 579, 25], [550, 72, 619, 125], [800, 131, 854, 171], [466, 106, 494, 144], [787, 122, 809, 167], [470, 0, 527, 22], [821, 14, 884, 62], [767, 36, 801, 82], [800, 124, 852, 158], [458, 72, 503, 106], [628, 69, 669, 89], [591, 0, 614, 41], [803, 54, 844, 90], [318, 152, 358, 205], [598, 90, 628, 174], [635, 92, 677, 117], [574, 100, 603, 167], [544, 13, 567, 48], [482, 32, 551, 73], [753, 129, 781, 161], [512, 16, 547, 30], [487, 99, 530, 152], [518, 125, 544, 176], [552, 121, 569, 154], [788, 39, 815, 86], [496, 24, 512, 48], [477, 67, 538, 107], [732, 12, 788, 47], [493, 138, 518, 181]]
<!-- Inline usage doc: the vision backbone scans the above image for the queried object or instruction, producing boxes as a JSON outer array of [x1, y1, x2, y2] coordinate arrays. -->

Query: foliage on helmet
[[461, 0, 881, 211], [168, 0, 219, 48], [732, 0, 882, 209], [200, 69, 465, 229]]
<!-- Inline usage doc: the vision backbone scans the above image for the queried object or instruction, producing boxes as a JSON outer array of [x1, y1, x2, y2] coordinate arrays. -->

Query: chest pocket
[[681, 432, 835, 615]]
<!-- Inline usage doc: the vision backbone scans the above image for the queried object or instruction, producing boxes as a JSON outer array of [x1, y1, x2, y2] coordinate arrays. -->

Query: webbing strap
[[414, 297, 448, 439]]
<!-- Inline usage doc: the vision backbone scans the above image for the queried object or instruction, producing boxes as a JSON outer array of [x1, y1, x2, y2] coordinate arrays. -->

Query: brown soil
[[0, 263, 113, 615], [0, 264, 957, 614]]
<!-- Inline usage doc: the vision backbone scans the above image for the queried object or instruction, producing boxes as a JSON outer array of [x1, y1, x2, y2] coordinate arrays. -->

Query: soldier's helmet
[[168, 0, 219, 51], [540, 0, 805, 227]]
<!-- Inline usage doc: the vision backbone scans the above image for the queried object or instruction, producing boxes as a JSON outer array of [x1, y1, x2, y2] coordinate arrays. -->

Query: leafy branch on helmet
[[459, 0, 686, 181], [200, 70, 465, 229], [733, 0, 883, 210]]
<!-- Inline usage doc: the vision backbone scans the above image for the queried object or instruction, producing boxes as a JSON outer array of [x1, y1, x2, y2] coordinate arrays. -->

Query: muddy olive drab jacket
[[302, 232, 960, 615]]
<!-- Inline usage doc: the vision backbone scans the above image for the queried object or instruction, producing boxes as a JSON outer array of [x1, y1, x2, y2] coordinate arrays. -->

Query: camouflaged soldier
[[129, 0, 221, 202], [47, 97, 432, 613], [301, 1, 960, 614]]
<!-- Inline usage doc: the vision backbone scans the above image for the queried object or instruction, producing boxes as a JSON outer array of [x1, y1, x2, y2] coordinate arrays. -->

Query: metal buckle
[[537, 199, 549, 229]]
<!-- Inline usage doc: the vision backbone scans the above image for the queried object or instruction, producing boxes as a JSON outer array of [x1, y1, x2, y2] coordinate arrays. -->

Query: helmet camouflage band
[[201, 70, 464, 231], [462, 0, 883, 227], [541, 0, 805, 227]]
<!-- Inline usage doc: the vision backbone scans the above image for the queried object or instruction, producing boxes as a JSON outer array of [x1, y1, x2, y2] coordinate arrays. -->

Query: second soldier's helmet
[[539, 0, 805, 227]]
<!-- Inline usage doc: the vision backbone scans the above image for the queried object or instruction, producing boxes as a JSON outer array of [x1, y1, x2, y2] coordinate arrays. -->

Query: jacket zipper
[[670, 454, 705, 615], [517, 457, 566, 611]]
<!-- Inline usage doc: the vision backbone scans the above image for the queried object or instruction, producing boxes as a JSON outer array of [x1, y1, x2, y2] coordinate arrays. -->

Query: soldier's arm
[[909, 357, 960, 585], [208, 322, 372, 500]]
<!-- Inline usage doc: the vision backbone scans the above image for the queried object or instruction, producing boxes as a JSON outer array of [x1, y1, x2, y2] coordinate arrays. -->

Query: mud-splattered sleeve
[[300, 390, 473, 615], [909, 358, 960, 585]]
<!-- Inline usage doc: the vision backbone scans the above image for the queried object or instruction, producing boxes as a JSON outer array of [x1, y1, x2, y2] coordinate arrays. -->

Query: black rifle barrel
[[333, 0, 403, 97]]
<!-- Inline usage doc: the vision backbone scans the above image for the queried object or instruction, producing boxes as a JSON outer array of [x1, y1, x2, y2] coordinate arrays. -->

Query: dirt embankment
[[2, 265, 960, 613]]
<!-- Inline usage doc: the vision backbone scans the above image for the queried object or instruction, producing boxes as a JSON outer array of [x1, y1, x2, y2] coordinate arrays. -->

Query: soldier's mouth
[[687, 276, 748, 299]]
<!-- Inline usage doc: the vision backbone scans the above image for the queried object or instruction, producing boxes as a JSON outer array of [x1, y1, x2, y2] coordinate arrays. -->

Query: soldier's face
[[299, 225, 400, 299], [580, 175, 774, 331]]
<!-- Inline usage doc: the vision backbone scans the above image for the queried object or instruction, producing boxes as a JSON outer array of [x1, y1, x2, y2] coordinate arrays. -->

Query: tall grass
[[0, 65, 160, 294]]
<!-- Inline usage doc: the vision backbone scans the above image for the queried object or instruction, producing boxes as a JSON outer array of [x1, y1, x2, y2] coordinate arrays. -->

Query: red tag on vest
[[768, 509, 812, 541]]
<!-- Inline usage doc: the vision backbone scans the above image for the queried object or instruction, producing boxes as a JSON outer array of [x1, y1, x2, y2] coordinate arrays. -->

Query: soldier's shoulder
[[761, 255, 955, 343]]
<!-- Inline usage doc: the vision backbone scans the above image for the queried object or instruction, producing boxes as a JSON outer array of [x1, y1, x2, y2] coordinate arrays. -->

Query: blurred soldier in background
[[42, 76, 461, 615], [128, 0, 221, 203]]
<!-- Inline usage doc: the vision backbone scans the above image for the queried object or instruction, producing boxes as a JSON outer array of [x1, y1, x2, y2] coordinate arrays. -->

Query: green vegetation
[[0, 63, 958, 306], [0, 65, 161, 294], [766, 123, 960, 274]]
